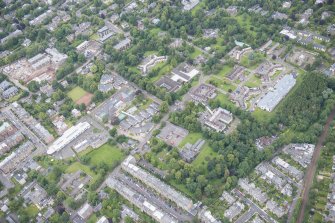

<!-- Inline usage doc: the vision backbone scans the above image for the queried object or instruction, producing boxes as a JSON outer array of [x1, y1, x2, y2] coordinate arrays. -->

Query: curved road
[[296, 106, 335, 223]]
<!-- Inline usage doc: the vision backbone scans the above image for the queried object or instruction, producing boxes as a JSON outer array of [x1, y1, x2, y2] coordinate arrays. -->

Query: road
[[235, 207, 256, 223], [233, 189, 278, 223], [296, 106, 335, 223]]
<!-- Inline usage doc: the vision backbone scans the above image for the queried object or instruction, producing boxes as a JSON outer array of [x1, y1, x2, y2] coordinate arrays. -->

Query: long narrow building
[[122, 156, 197, 215], [47, 122, 90, 154]]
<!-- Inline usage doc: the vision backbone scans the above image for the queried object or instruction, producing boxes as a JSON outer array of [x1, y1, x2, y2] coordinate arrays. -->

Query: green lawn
[[179, 132, 203, 148], [25, 204, 39, 218], [67, 86, 87, 102], [192, 143, 217, 169], [252, 108, 275, 124], [208, 77, 236, 92], [149, 28, 161, 36], [83, 144, 124, 168], [149, 63, 173, 83], [245, 74, 262, 88], [190, 48, 202, 59], [191, 0, 205, 16], [216, 65, 233, 78], [215, 93, 235, 107], [66, 162, 98, 180], [144, 50, 158, 57]]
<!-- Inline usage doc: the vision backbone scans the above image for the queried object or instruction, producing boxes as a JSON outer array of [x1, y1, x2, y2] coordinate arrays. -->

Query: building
[[113, 38, 131, 51], [107, 177, 178, 223], [155, 76, 181, 93], [2, 86, 18, 99], [179, 139, 205, 162], [272, 157, 303, 181], [121, 156, 198, 215], [198, 206, 221, 223], [200, 107, 233, 132], [0, 80, 11, 92], [257, 74, 296, 112], [182, 0, 200, 11], [0, 141, 34, 174], [47, 122, 91, 154], [171, 63, 199, 83], [77, 203, 93, 220], [190, 84, 217, 104], [138, 55, 167, 75]]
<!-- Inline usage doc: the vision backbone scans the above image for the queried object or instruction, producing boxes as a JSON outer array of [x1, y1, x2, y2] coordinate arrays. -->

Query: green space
[[208, 77, 236, 92], [215, 93, 235, 107], [252, 108, 275, 124], [149, 28, 162, 36], [191, 143, 217, 169], [179, 132, 202, 148], [149, 63, 173, 83], [245, 74, 262, 88], [240, 52, 264, 69], [216, 65, 233, 78], [66, 162, 98, 180], [190, 48, 202, 59], [67, 86, 87, 101], [25, 204, 39, 219], [82, 144, 124, 168], [235, 14, 257, 37], [144, 50, 158, 57], [191, 1, 206, 16]]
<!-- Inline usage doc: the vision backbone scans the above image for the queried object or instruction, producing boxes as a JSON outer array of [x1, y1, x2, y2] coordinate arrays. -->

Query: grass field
[[66, 162, 98, 179], [144, 50, 158, 57], [192, 143, 217, 169], [252, 108, 275, 124], [216, 93, 235, 107], [208, 77, 236, 92], [25, 204, 39, 218], [190, 48, 202, 59], [68, 86, 88, 102], [83, 144, 124, 168], [216, 65, 233, 78], [245, 74, 262, 88], [179, 132, 202, 148]]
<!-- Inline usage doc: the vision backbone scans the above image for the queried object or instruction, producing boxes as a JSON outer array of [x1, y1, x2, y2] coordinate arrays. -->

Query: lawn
[[179, 132, 203, 148], [192, 143, 217, 169], [190, 48, 202, 59], [67, 86, 88, 102], [144, 50, 158, 57], [245, 74, 262, 88], [149, 28, 161, 36], [83, 143, 124, 168], [216, 65, 233, 78], [208, 77, 236, 92], [252, 108, 275, 124], [215, 93, 235, 107], [191, 0, 205, 16], [66, 162, 98, 180], [25, 204, 39, 219], [149, 63, 173, 83]]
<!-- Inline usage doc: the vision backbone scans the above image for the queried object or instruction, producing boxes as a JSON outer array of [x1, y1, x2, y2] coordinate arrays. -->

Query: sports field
[[67, 86, 93, 106]]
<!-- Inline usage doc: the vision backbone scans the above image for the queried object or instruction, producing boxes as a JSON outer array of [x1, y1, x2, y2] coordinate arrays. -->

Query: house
[[113, 38, 131, 51], [170, 63, 199, 82], [0, 80, 11, 92], [138, 55, 167, 75], [200, 107, 233, 132], [2, 86, 18, 99], [155, 76, 181, 92]]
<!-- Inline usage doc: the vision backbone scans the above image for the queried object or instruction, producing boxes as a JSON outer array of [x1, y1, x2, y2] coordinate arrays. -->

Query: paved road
[[235, 207, 256, 223], [234, 189, 277, 223], [296, 106, 335, 223]]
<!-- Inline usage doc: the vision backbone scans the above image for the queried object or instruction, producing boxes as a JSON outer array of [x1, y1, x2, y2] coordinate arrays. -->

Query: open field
[[192, 143, 217, 169], [216, 65, 233, 78], [68, 86, 88, 101], [68, 86, 93, 106], [83, 143, 124, 168], [179, 132, 203, 148]]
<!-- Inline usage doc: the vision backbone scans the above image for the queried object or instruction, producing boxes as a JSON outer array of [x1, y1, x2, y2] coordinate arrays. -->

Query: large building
[[257, 74, 296, 112], [121, 156, 197, 215], [47, 122, 90, 154]]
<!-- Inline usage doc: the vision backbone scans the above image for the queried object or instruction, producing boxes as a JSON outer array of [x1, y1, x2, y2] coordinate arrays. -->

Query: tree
[[109, 128, 117, 137]]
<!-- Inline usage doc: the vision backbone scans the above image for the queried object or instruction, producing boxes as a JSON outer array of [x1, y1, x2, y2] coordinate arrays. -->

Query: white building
[[47, 122, 90, 154]]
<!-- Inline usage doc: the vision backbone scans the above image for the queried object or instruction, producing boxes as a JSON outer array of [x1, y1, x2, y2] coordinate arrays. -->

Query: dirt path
[[296, 106, 335, 223]]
